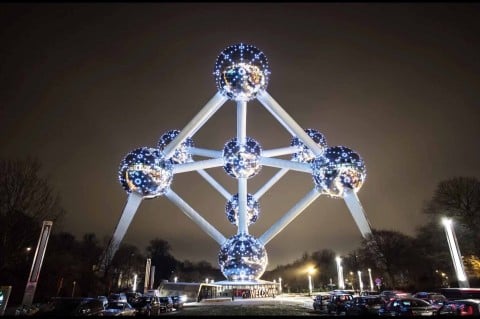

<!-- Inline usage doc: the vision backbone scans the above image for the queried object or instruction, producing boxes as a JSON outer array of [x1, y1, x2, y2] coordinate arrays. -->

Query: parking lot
[[165, 294, 328, 316]]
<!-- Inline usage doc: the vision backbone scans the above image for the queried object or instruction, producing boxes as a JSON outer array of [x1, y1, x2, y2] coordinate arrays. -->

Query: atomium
[[218, 233, 268, 281], [291, 128, 328, 163], [311, 146, 366, 197], [225, 193, 260, 226], [102, 42, 374, 285], [158, 129, 194, 164], [223, 137, 262, 179], [118, 147, 173, 199], [214, 43, 270, 101]]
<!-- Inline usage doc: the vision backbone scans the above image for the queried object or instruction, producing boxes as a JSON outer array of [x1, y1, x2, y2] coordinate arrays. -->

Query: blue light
[[158, 129, 194, 164], [214, 43, 270, 101], [223, 137, 262, 179], [218, 234, 268, 281], [118, 147, 173, 198], [312, 146, 366, 197], [291, 128, 328, 163], [225, 193, 260, 226]]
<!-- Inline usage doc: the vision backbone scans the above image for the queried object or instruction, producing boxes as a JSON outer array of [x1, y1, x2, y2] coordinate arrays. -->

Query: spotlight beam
[[259, 188, 321, 246], [163, 92, 228, 159], [165, 190, 226, 246]]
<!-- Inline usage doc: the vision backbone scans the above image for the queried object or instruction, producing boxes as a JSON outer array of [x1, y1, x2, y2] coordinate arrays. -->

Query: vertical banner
[[0, 286, 12, 316], [143, 258, 151, 294], [150, 266, 155, 290], [22, 221, 53, 306]]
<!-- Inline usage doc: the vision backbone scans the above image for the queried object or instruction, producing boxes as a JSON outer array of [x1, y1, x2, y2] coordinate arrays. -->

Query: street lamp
[[174, 276, 178, 283], [368, 268, 374, 291], [133, 273, 138, 292], [335, 257, 345, 289], [307, 267, 315, 296], [357, 271, 363, 293], [442, 217, 469, 288], [279, 277, 282, 294]]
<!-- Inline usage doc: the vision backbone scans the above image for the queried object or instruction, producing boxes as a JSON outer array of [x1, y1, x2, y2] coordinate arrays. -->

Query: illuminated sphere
[[291, 128, 328, 163], [214, 43, 270, 101], [225, 193, 260, 226], [158, 129, 194, 164], [311, 146, 366, 197], [118, 147, 173, 199], [223, 137, 262, 179], [218, 233, 268, 281]]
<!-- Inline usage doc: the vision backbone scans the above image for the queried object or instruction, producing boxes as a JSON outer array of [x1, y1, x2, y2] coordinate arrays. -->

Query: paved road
[[166, 294, 333, 316]]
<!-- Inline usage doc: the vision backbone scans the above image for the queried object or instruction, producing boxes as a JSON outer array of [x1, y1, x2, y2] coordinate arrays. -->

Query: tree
[[357, 230, 416, 289], [423, 176, 480, 256], [146, 238, 177, 283], [0, 157, 65, 272]]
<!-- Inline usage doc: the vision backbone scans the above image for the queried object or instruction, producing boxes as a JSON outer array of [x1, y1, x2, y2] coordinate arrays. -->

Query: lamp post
[[279, 277, 282, 294], [335, 257, 345, 290], [357, 271, 363, 293], [307, 267, 315, 296], [174, 276, 178, 283], [368, 268, 374, 291], [442, 217, 469, 288]]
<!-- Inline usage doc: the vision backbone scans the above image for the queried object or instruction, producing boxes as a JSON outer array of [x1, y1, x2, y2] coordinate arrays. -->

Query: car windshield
[[107, 302, 126, 309]]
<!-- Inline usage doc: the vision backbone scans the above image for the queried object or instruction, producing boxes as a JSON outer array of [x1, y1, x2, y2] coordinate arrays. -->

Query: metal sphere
[[223, 137, 262, 179], [158, 129, 194, 164], [218, 233, 268, 281], [311, 146, 366, 197], [214, 43, 270, 101], [225, 193, 260, 226], [118, 147, 173, 198], [291, 128, 328, 163]]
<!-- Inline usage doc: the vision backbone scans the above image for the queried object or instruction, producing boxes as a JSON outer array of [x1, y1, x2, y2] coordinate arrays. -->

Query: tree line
[[1, 158, 479, 305]]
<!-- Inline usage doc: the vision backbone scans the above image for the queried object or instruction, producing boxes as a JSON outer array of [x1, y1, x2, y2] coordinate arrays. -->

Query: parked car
[[170, 295, 185, 310], [378, 297, 436, 316], [159, 296, 174, 313], [413, 292, 447, 311], [101, 301, 137, 316], [108, 292, 128, 303], [326, 292, 354, 315], [345, 295, 385, 316], [130, 296, 162, 316], [312, 294, 330, 312], [36, 297, 105, 316], [360, 290, 380, 296], [437, 299, 480, 316], [97, 296, 108, 309], [379, 290, 411, 302], [125, 292, 142, 304]]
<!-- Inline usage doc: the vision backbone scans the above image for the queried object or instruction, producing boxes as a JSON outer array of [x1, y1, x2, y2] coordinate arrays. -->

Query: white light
[[357, 270, 363, 292], [174, 276, 178, 283], [368, 268, 374, 291], [335, 256, 345, 289], [442, 217, 469, 286], [133, 274, 138, 292]]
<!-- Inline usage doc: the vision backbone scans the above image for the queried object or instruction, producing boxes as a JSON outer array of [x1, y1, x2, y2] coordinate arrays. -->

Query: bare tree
[[0, 157, 65, 273], [424, 176, 480, 255]]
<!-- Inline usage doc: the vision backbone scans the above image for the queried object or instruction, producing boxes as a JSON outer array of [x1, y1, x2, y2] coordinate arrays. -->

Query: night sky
[[1, 3, 480, 271]]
